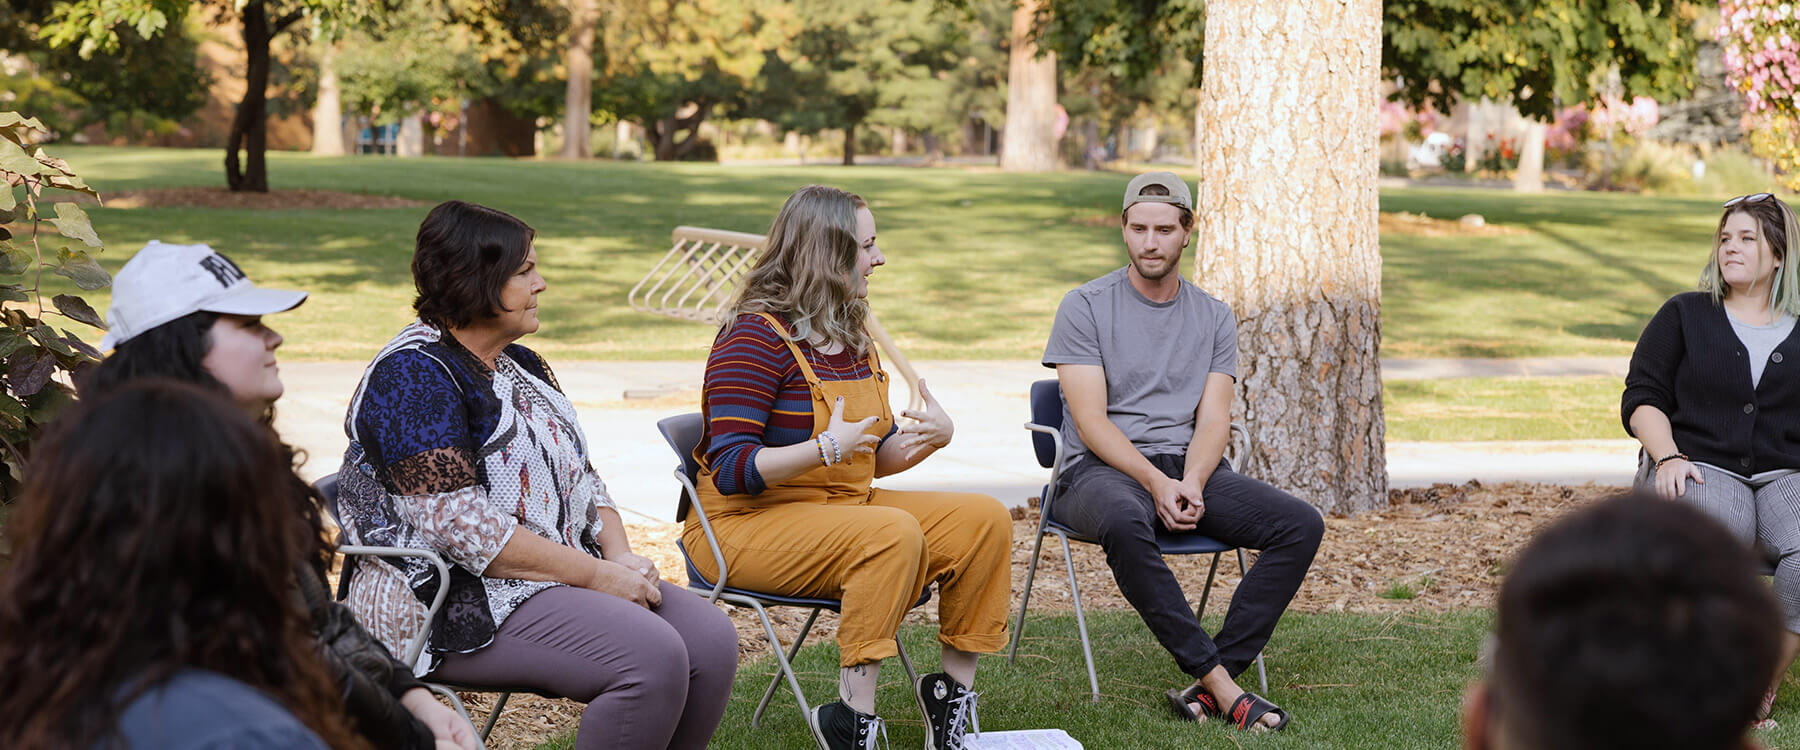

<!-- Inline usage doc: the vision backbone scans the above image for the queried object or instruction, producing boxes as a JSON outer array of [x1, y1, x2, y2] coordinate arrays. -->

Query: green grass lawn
[[531, 609, 1800, 749], [1384, 376, 1623, 441], [20, 147, 1748, 361]]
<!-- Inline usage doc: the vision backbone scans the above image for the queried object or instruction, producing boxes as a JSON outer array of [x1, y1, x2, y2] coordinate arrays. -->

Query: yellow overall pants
[[683, 314, 1012, 666]]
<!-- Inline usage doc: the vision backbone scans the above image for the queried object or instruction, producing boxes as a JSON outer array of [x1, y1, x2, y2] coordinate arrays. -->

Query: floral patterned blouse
[[336, 322, 613, 673]]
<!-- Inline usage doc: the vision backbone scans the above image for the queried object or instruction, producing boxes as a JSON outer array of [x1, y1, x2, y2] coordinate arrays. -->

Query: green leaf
[[51, 295, 104, 330], [0, 187, 14, 212], [0, 242, 31, 276], [52, 247, 110, 290], [0, 286, 26, 305], [0, 139, 43, 178], [49, 203, 101, 248], [24, 383, 73, 424], [28, 325, 72, 359], [5, 348, 52, 397], [0, 391, 26, 432]]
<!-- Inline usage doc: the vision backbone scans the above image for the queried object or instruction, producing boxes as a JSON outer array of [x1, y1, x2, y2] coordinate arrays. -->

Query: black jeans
[[1053, 453, 1324, 679]]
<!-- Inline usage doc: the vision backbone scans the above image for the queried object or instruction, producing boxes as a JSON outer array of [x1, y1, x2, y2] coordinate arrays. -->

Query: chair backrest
[[1029, 379, 1063, 468], [315, 472, 343, 526], [656, 412, 708, 523]]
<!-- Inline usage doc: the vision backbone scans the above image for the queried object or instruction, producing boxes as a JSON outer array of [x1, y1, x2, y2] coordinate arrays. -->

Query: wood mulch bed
[[471, 480, 1614, 748]]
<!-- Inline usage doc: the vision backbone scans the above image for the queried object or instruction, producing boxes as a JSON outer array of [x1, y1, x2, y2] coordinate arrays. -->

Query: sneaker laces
[[856, 713, 889, 750], [942, 689, 980, 750]]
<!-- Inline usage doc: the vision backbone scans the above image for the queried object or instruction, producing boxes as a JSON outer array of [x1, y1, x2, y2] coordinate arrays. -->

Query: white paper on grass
[[962, 729, 1084, 749]]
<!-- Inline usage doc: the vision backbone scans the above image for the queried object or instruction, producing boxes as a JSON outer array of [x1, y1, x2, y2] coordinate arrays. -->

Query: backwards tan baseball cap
[[1122, 171, 1194, 213]]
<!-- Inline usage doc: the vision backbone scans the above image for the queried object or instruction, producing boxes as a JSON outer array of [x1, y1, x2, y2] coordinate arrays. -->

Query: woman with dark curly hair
[[75, 241, 476, 749], [0, 380, 363, 749], [336, 200, 737, 750]]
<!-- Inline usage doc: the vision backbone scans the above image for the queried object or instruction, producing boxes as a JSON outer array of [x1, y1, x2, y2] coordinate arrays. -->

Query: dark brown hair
[[1488, 492, 1780, 750], [0, 380, 367, 749], [1120, 183, 1194, 230], [412, 200, 536, 329]]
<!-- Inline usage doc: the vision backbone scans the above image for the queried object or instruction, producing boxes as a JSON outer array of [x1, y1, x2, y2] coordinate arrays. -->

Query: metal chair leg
[[1008, 528, 1050, 663], [754, 606, 822, 728], [1195, 551, 1222, 624], [1058, 533, 1099, 702], [480, 692, 510, 741], [896, 637, 919, 686], [424, 684, 474, 732]]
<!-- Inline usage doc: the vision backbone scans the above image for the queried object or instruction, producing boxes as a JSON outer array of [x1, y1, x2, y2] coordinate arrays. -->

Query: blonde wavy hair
[[1700, 195, 1800, 317], [730, 185, 873, 354]]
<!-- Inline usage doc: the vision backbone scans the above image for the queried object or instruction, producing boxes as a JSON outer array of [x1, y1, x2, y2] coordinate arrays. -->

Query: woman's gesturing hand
[[1655, 457, 1704, 499], [824, 396, 881, 463], [897, 379, 953, 456], [586, 557, 663, 608]]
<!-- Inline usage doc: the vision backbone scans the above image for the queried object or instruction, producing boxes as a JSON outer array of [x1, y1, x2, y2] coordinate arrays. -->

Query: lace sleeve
[[391, 482, 518, 575]]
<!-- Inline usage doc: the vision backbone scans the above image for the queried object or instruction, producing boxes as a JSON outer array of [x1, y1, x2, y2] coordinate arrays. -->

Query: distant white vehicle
[[1410, 132, 1454, 169]]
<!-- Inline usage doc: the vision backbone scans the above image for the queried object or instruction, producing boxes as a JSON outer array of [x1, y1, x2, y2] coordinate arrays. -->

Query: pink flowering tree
[[1719, 0, 1800, 188]]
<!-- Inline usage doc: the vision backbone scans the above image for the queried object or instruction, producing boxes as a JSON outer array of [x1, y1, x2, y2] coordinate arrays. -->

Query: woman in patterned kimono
[[336, 200, 738, 750]]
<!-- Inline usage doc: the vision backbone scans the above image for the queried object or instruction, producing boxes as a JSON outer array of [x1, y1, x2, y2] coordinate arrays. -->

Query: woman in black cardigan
[[1623, 192, 1800, 725]]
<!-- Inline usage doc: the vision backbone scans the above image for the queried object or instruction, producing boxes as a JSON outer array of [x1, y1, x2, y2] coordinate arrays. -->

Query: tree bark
[[310, 42, 345, 156], [1195, 0, 1386, 515], [1512, 119, 1547, 192], [227, 1, 273, 192], [843, 121, 857, 165], [561, 0, 598, 159], [1000, 0, 1059, 172], [647, 101, 714, 161]]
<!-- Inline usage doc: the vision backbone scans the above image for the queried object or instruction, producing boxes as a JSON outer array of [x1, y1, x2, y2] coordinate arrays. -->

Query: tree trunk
[[923, 132, 943, 164], [1512, 119, 1547, 192], [1195, 0, 1386, 515], [561, 0, 598, 159], [1000, 0, 1059, 172], [843, 122, 857, 165], [227, 1, 273, 192], [310, 42, 345, 156]]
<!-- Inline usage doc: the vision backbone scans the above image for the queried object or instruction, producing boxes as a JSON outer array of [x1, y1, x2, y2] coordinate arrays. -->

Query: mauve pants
[[427, 582, 738, 750]]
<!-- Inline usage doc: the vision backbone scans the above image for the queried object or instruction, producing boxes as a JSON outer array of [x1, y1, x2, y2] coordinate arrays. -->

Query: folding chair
[[315, 474, 520, 744], [655, 412, 931, 731], [1006, 379, 1269, 702]]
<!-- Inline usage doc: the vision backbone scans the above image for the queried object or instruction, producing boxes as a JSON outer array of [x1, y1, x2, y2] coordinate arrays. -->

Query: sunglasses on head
[[1724, 193, 1776, 208]]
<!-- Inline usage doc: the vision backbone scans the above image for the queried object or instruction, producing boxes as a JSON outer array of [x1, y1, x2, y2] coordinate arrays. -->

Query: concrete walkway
[[277, 358, 1636, 523]]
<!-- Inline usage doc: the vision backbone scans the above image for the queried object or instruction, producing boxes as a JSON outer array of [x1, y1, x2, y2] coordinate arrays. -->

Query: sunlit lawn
[[1384, 376, 1623, 441], [24, 148, 1748, 361]]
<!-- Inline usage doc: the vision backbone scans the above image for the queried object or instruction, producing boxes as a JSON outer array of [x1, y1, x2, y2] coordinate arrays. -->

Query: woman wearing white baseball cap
[[82, 240, 480, 750]]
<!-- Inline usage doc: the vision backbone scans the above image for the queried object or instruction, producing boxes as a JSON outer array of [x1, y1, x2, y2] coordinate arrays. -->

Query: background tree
[[331, 0, 488, 130], [755, 0, 961, 165], [1383, 0, 1700, 191], [1, 0, 211, 141], [43, 0, 387, 192], [593, 0, 795, 161], [1197, 0, 1385, 514], [1000, 0, 1060, 171], [1718, 0, 1800, 189]]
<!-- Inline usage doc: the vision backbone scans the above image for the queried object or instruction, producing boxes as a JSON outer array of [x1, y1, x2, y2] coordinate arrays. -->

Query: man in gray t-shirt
[[1039, 172, 1322, 731]]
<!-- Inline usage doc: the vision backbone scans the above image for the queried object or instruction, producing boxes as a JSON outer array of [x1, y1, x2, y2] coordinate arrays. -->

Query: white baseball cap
[[101, 241, 308, 350]]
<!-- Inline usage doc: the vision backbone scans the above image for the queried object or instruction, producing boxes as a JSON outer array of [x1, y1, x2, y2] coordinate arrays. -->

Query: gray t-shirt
[[1726, 309, 1796, 388], [1041, 267, 1238, 466]]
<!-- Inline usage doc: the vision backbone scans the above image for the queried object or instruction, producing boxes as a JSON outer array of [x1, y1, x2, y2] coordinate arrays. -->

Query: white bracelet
[[822, 433, 843, 464]]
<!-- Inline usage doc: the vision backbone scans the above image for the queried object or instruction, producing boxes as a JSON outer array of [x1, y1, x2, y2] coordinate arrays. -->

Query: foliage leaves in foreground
[[0, 112, 112, 502]]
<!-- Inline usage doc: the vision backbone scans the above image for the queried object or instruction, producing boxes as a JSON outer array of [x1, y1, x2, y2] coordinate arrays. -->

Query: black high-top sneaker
[[914, 672, 980, 750], [809, 699, 887, 750]]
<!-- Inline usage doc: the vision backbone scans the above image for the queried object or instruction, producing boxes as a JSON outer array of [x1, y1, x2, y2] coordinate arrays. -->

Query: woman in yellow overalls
[[684, 185, 1012, 750]]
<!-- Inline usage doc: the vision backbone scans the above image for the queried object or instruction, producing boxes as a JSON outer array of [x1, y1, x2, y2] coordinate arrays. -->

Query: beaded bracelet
[[816, 436, 831, 467], [1654, 452, 1689, 468], [822, 433, 843, 465]]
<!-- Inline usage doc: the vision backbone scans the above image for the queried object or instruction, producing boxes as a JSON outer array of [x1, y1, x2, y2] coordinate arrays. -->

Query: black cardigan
[[1622, 291, 1800, 474]]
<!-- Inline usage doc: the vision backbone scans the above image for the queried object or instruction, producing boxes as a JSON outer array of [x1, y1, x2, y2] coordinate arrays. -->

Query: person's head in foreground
[[1464, 493, 1781, 750], [1118, 171, 1194, 285], [89, 240, 307, 415], [0, 380, 363, 749], [1702, 192, 1800, 317], [734, 184, 882, 354]]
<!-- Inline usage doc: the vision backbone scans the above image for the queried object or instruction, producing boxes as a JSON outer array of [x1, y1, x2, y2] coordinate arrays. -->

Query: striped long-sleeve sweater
[[702, 313, 894, 495]]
